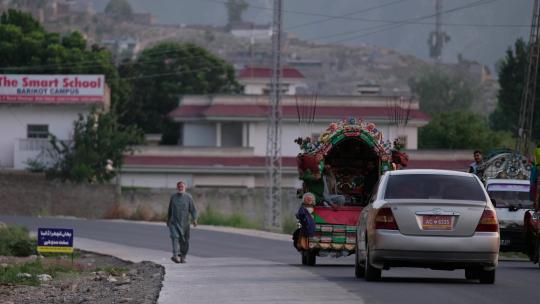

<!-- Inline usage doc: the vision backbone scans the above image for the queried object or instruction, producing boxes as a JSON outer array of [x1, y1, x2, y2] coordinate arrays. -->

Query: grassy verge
[[198, 206, 261, 230], [0, 225, 36, 257], [0, 260, 77, 286]]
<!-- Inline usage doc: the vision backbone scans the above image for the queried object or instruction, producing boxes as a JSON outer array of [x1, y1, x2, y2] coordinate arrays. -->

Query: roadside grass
[[0, 260, 78, 286], [198, 206, 262, 230], [499, 251, 529, 260], [0, 225, 36, 257], [282, 217, 298, 235]]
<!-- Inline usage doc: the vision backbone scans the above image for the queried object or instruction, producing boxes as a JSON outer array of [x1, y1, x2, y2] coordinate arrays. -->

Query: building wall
[[120, 172, 194, 189], [0, 171, 118, 218], [0, 105, 92, 169]]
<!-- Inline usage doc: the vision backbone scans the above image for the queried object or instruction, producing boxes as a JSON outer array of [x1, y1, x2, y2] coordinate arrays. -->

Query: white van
[[485, 179, 533, 252]]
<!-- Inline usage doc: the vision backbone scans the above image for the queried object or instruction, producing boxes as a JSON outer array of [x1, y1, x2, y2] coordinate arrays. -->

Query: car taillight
[[475, 209, 499, 232], [375, 207, 399, 230]]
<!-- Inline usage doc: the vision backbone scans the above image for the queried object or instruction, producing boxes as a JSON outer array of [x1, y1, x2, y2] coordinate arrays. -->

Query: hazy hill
[[85, 0, 532, 71]]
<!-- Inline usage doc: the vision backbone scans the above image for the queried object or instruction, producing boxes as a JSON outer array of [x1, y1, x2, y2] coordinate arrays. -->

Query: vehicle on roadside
[[485, 179, 533, 252], [355, 169, 500, 283], [294, 118, 406, 266]]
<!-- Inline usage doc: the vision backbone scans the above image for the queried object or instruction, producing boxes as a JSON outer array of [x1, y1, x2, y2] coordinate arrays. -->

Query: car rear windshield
[[384, 174, 486, 201], [487, 184, 533, 208]]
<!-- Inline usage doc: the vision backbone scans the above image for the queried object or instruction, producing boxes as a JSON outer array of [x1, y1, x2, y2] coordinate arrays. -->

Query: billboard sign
[[37, 228, 74, 254], [0, 74, 105, 102]]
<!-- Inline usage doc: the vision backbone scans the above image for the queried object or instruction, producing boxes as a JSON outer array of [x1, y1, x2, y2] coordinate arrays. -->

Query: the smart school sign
[[37, 228, 74, 254], [0, 74, 105, 102]]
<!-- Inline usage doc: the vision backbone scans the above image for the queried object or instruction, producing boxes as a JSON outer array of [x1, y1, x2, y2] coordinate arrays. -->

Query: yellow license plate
[[422, 215, 452, 230]]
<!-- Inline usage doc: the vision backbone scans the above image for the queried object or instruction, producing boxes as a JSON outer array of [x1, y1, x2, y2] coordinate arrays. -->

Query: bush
[[0, 226, 36, 257], [198, 206, 261, 229]]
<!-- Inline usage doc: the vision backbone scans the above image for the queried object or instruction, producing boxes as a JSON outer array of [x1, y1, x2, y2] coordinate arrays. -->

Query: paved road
[[2, 215, 539, 304]]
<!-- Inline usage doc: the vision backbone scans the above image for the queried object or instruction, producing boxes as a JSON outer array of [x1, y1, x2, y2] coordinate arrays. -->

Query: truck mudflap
[[308, 206, 362, 251]]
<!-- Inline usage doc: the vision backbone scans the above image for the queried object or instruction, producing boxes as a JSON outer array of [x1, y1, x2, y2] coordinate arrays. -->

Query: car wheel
[[364, 243, 381, 281], [355, 244, 364, 278], [465, 267, 479, 280], [478, 268, 496, 284]]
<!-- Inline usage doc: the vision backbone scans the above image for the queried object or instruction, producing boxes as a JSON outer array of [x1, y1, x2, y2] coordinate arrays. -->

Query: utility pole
[[516, 0, 540, 157], [265, 0, 283, 231], [428, 0, 450, 62]]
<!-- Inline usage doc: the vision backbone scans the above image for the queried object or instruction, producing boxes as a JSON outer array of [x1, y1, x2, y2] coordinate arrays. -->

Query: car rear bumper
[[370, 230, 499, 269]]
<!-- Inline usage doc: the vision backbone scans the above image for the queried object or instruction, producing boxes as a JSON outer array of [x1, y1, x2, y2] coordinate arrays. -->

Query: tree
[[490, 38, 540, 142], [121, 42, 241, 140], [0, 9, 131, 120], [419, 110, 513, 151], [104, 0, 133, 22], [44, 109, 143, 183], [409, 69, 478, 115], [226, 0, 248, 26]]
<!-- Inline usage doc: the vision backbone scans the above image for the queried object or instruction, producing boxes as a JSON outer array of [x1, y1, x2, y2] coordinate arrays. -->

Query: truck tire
[[465, 267, 479, 280], [302, 250, 316, 266], [478, 269, 496, 284], [355, 243, 364, 278], [364, 244, 381, 281]]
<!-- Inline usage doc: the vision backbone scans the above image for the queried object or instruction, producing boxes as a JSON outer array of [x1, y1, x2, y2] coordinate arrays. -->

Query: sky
[[89, 0, 533, 72]]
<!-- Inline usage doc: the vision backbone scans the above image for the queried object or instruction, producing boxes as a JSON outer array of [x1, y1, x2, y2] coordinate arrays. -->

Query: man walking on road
[[468, 150, 484, 178], [167, 181, 198, 264]]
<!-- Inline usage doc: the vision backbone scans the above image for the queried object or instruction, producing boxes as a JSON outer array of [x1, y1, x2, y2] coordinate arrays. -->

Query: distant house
[[0, 74, 109, 169], [120, 93, 431, 188], [101, 37, 140, 60], [229, 22, 272, 41], [238, 67, 306, 95]]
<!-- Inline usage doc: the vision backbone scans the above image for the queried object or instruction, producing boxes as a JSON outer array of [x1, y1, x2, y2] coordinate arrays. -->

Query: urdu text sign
[[37, 228, 74, 254]]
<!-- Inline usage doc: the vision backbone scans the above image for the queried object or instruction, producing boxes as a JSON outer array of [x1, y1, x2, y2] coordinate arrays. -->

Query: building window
[[221, 122, 243, 147], [182, 123, 216, 146], [27, 124, 49, 138]]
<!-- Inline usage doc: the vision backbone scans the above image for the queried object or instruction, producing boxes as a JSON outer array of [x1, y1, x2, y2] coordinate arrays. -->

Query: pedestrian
[[167, 181, 197, 264], [468, 150, 484, 177]]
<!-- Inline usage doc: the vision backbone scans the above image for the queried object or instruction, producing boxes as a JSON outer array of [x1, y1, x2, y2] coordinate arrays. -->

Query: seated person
[[322, 164, 346, 207]]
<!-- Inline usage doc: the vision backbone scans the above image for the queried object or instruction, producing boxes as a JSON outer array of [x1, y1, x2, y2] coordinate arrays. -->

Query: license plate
[[500, 239, 510, 246], [422, 215, 452, 230]]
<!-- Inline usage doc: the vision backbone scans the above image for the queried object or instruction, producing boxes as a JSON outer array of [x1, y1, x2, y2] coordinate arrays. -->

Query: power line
[[320, 0, 498, 44], [285, 0, 409, 31], [201, 0, 527, 29]]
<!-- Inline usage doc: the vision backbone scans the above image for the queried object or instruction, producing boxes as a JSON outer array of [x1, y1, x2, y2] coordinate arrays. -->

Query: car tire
[[478, 268, 496, 284], [465, 267, 479, 280], [364, 243, 381, 281], [301, 252, 307, 265], [355, 244, 364, 278]]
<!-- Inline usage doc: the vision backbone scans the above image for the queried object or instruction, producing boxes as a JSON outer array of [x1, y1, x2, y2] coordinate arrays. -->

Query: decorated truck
[[294, 117, 406, 266]]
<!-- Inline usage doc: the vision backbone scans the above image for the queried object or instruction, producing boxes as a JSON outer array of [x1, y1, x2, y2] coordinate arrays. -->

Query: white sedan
[[355, 169, 499, 283]]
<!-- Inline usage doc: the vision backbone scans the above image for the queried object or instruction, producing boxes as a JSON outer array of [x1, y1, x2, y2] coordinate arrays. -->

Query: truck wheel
[[478, 269, 496, 284], [465, 267, 479, 280], [301, 252, 307, 265], [355, 243, 364, 278], [306, 250, 316, 266], [364, 244, 381, 281]]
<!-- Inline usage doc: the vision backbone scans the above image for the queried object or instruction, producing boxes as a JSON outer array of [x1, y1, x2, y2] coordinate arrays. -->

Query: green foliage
[[226, 0, 249, 26], [409, 69, 478, 115], [0, 10, 131, 118], [0, 225, 36, 257], [419, 110, 514, 150], [490, 38, 540, 142], [0, 260, 76, 286], [44, 109, 143, 183], [104, 0, 133, 22], [198, 206, 261, 229], [120, 42, 241, 136], [282, 216, 298, 235]]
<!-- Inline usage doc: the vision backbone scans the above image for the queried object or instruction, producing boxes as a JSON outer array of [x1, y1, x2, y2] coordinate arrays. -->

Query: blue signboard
[[37, 228, 74, 253]]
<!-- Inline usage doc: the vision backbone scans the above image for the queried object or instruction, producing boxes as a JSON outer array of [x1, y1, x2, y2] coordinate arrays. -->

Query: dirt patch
[[0, 251, 164, 304]]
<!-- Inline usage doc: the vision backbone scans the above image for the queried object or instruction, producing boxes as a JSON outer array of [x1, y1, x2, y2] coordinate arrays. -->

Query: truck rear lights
[[475, 209, 499, 232], [375, 207, 399, 230]]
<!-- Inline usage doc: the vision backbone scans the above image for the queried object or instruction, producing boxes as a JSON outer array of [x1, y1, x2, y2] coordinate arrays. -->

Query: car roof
[[387, 169, 474, 177]]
